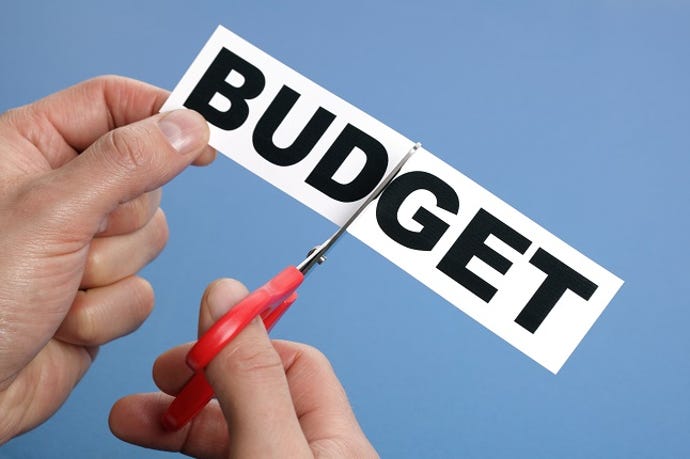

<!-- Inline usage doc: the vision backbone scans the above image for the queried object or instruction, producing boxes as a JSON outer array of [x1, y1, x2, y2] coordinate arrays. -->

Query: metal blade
[[298, 142, 421, 275]]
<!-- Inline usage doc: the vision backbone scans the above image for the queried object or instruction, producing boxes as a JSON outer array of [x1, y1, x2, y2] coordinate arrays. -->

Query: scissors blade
[[298, 142, 420, 275]]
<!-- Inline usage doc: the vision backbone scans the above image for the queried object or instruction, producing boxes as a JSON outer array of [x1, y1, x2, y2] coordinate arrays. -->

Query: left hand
[[0, 76, 215, 444]]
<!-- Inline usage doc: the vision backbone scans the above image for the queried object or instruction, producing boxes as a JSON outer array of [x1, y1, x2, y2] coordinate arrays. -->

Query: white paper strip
[[163, 25, 623, 373]]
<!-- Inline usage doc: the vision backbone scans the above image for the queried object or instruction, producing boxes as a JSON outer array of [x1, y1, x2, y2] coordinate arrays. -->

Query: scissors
[[161, 142, 420, 431]]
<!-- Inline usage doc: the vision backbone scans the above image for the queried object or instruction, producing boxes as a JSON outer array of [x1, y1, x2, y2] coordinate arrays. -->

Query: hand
[[0, 76, 215, 444], [110, 279, 379, 458]]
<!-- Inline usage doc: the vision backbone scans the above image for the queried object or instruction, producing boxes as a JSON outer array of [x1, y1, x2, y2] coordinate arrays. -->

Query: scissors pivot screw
[[307, 247, 327, 265]]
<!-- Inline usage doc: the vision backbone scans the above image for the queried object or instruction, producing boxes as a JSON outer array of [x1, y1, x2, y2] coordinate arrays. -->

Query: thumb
[[200, 279, 312, 458], [47, 109, 209, 232]]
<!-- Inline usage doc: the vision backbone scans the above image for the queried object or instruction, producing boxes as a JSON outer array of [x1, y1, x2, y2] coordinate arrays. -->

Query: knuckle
[[118, 199, 150, 230], [112, 190, 160, 232], [150, 209, 169, 249], [88, 74, 125, 87], [84, 246, 107, 286], [1, 104, 45, 139], [292, 342, 332, 370], [82, 75, 114, 91], [131, 277, 155, 316], [82, 75, 128, 102], [299, 343, 329, 364], [0, 106, 25, 125], [101, 125, 151, 172], [72, 296, 100, 345], [140, 210, 168, 264], [225, 340, 284, 377]]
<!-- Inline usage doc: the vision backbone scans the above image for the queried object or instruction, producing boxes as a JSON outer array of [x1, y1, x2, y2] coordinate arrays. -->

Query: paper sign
[[163, 25, 623, 373]]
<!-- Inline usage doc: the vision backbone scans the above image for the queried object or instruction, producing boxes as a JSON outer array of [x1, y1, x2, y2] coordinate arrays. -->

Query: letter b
[[184, 48, 266, 131]]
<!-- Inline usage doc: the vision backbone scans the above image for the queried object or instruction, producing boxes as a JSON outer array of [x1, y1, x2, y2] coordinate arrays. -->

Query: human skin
[[109, 278, 379, 458], [0, 75, 377, 458], [0, 75, 214, 443]]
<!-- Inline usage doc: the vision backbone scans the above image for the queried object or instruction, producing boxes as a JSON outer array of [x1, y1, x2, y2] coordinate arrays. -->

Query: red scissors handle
[[161, 143, 420, 432], [161, 266, 302, 431], [187, 266, 304, 371]]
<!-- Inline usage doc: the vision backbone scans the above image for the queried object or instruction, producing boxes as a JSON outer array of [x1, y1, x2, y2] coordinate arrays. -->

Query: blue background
[[1, 1, 688, 457]]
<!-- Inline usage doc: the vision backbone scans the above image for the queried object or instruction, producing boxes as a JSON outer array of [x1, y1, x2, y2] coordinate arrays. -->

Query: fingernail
[[158, 109, 207, 154]]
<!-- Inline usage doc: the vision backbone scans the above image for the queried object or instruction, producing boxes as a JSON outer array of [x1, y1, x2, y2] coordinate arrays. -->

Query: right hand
[[110, 278, 379, 458]]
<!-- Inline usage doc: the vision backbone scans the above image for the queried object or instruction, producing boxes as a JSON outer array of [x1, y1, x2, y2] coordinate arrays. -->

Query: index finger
[[8, 76, 167, 167], [8, 75, 216, 168]]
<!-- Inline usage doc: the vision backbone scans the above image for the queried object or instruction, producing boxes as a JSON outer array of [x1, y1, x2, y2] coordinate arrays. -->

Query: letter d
[[306, 124, 388, 202]]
